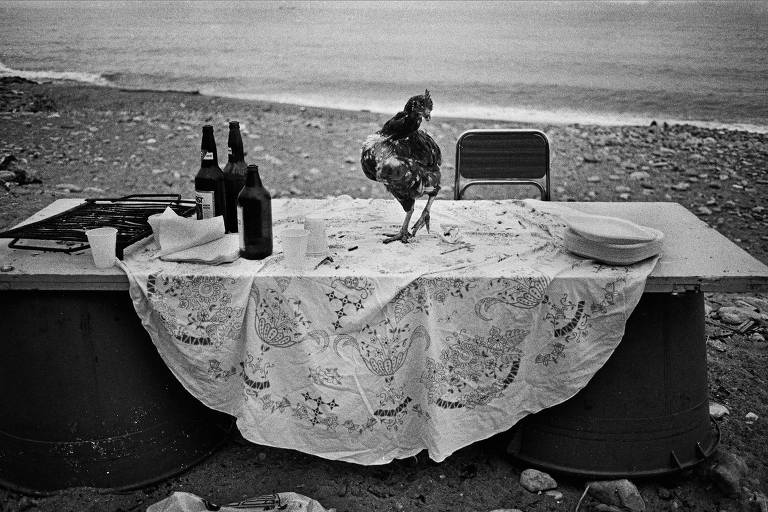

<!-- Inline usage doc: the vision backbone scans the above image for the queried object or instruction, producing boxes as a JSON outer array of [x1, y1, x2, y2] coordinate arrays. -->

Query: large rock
[[709, 450, 748, 497], [588, 479, 646, 512], [709, 402, 730, 419], [519, 469, 557, 492], [717, 306, 766, 325]]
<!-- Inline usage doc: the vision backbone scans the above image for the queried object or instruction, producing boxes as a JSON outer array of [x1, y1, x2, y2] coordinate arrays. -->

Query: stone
[[594, 505, 624, 512], [671, 182, 690, 191], [749, 332, 765, 342], [488, 510, 523, 512], [0, 170, 15, 182], [710, 402, 730, 419], [629, 171, 650, 180], [519, 468, 557, 492], [710, 450, 748, 497], [698, 206, 713, 215], [544, 490, 563, 500], [707, 339, 727, 352], [748, 491, 768, 512], [587, 175, 602, 183], [0, 153, 16, 170], [739, 296, 768, 312], [54, 183, 83, 192], [745, 412, 758, 424], [588, 479, 646, 512], [262, 154, 283, 166], [718, 306, 762, 324]]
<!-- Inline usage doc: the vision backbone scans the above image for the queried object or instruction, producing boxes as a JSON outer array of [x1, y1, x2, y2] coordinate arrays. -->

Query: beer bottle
[[222, 121, 247, 233], [237, 164, 273, 260], [194, 125, 225, 220]]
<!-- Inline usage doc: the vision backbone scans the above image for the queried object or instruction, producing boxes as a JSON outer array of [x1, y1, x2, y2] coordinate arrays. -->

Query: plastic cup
[[85, 227, 118, 268], [281, 228, 309, 271], [304, 215, 329, 257]]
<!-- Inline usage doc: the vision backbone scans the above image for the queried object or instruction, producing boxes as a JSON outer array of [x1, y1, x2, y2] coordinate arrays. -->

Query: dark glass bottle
[[222, 121, 247, 233], [194, 125, 225, 220], [237, 164, 273, 260]]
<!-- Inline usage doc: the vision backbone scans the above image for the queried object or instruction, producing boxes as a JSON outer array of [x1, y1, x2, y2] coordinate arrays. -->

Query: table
[[3, 198, 766, 293], [2, 198, 767, 485]]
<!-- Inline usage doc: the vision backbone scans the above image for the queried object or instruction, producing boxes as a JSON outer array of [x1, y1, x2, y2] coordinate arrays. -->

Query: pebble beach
[[1, 77, 767, 512]]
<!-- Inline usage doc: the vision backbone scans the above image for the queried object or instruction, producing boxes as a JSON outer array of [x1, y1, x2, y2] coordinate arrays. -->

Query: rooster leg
[[383, 208, 414, 244], [410, 188, 440, 236]]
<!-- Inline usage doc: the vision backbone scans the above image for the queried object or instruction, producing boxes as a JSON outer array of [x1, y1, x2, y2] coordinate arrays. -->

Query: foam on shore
[[219, 91, 768, 135], [0, 62, 110, 87]]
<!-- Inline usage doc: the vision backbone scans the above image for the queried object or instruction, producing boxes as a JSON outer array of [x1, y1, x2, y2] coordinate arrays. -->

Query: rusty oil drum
[[0, 290, 233, 493], [508, 291, 719, 478]]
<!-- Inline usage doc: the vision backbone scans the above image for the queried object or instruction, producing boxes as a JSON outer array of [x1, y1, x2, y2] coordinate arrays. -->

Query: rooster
[[361, 90, 441, 243]]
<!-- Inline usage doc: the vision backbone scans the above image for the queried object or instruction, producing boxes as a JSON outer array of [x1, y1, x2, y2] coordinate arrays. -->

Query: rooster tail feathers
[[361, 134, 383, 182]]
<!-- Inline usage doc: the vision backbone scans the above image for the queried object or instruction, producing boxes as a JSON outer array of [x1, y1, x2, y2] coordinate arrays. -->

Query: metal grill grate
[[0, 194, 196, 258]]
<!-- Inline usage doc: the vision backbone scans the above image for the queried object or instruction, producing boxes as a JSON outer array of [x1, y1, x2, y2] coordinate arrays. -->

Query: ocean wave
[[219, 91, 768, 135], [0, 61, 111, 87]]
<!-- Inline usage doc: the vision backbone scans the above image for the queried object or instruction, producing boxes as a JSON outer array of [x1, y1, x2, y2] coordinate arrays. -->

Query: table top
[[2, 197, 767, 293]]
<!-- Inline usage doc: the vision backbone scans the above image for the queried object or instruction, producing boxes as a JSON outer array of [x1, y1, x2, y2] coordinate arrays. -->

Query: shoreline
[[220, 89, 768, 136], [3, 70, 768, 135]]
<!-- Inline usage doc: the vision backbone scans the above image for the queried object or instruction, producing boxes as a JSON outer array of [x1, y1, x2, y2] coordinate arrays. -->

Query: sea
[[0, 0, 766, 133]]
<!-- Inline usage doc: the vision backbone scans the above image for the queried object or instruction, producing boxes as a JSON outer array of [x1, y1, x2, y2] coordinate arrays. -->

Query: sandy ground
[[0, 79, 767, 512]]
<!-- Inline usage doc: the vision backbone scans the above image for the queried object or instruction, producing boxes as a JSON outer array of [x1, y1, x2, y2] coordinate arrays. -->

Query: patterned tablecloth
[[120, 197, 659, 465]]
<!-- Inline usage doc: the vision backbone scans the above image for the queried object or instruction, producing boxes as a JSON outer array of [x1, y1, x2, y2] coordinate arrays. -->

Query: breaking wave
[[0, 61, 111, 86]]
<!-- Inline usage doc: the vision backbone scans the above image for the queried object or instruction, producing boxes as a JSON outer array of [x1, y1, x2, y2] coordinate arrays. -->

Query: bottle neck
[[227, 123, 245, 163], [246, 165, 262, 187], [200, 126, 218, 166]]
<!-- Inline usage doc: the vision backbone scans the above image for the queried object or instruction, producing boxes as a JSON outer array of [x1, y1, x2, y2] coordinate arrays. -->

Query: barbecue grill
[[0, 194, 196, 258]]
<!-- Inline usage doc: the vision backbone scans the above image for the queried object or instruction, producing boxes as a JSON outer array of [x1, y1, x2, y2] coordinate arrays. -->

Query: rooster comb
[[424, 89, 431, 101]]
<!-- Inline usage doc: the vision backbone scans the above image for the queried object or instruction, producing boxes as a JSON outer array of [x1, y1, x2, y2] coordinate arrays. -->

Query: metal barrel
[[0, 290, 232, 493], [508, 291, 718, 478]]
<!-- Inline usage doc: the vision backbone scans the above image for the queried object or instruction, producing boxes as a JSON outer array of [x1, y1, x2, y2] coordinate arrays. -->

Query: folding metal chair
[[454, 129, 551, 200]]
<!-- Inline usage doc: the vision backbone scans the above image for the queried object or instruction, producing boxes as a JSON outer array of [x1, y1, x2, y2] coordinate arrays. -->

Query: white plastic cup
[[86, 227, 118, 268], [304, 215, 329, 257], [281, 228, 309, 271]]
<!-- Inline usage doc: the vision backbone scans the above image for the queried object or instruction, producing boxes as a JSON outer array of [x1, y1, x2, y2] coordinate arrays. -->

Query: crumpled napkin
[[148, 207, 237, 264], [161, 233, 240, 264]]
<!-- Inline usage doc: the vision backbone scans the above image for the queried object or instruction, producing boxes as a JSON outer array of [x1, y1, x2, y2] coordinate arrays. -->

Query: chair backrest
[[454, 129, 551, 200]]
